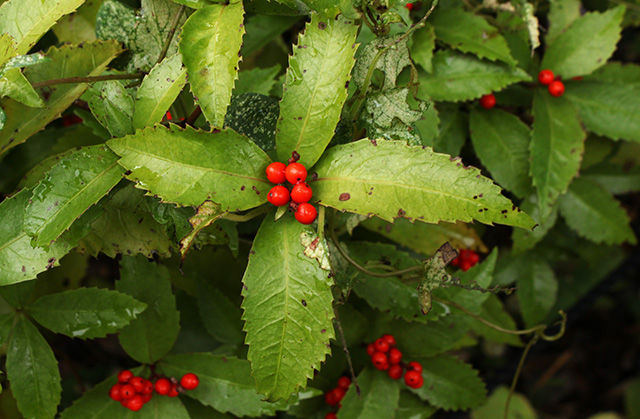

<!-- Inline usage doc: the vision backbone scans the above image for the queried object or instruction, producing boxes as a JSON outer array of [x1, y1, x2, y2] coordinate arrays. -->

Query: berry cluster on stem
[[323, 376, 351, 418], [366, 334, 424, 389], [538, 69, 565, 97], [265, 153, 318, 224], [450, 249, 480, 271], [108, 370, 199, 411]]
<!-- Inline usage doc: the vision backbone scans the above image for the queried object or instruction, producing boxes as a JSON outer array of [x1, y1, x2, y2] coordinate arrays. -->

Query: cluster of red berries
[[450, 249, 480, 272], [323, 376, 351, 418], [265, 156, 318, 225], [538, 69, 565, 97], [108, 370, 199, 411], [366, 334, 424, 389]]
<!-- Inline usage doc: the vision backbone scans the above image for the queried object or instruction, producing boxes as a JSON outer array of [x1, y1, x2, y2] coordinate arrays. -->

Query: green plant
[[0, 0, 639, 418]]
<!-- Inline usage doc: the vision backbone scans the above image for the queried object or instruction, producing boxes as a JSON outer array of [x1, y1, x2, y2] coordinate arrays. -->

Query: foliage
[[0, 0, 638, 417]]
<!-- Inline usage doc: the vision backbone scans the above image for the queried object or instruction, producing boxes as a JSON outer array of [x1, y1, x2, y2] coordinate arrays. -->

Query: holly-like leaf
[[0, 41, 123, 155], [6, 315, 61, 419], [469, 108, 532, 198], [396, 391, 438, 419], [418, 50, 530, 102], [312, 139, 535, 229], [516, 253, 558, 327], [241, 214, 334, 401], [392, 314, 471, 357], [410, 355, 486, 411], [28, 287, 146, 339], [180, 2, 244, 128], [430, 7, 516, 65], [558, 177, 636, 245], [546, 0, 581, 44], [0, 0, 84, 55], [353, 34, 411, 91], [0, 189, 77, 286], [541, 5, 625, 78], [0, 67, 45, 107], [363, 88, 424, 128], [159, 353, 290, 416], [116, 255, 180, 364], [234, 65, 281, 96], [530, 91, 585, 217], [107, 125, 272, 208], [585, 62, 640, 87], [411, 23, 435, 73], [564, 80, 640, 142], [339, 367, 400, 419], [23, 145, 124, 248], [196, 279, 244, 345], [276, 14, 358, 167], [224, 93, 279, 151], [511, 197, 558, 254], [87, 80, 134, 137], [361, 217, 487, 255]]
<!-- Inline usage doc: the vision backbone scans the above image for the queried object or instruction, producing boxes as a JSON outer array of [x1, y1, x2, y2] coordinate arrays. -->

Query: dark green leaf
[[530, 91, 585, 217], [28, 287, 147, 339], [234, 65, 281, 96], [396, 391, 437, 419], [410, 355, 486, 410], [339, 367, 400, 419], [0, 312, 14, 344], [242, 14, 300, 56], [411, 23, 435, 73], [541, 6, 625, 78], [583, 163, 640, 194], [224, 93, 278, 151], [160, 353, 290, 416], [471, 386, 536, 419], [6, 315, 61, 419], [276, 14, 358, 168], [546, 0, 581, 44], [196, 277, 244, 345], [241, 214, 334, 401], [313, 139, 535, 229], [516, 253, 557, 327], [107, 125, 272, 208], [116, 255, 180, 364], [180, 2, 244, 128], [558, 177, 636, 245], [392, 314, 471, 357], [585, 62, 640, 87], [433, 103, 467, 156], [469, 108, 532, 198], [0, 276, 35, 308], [88, 81, 135, 137], [414, 100, 439, 145], [511, 197, 558, 254], [468, 294, 522, 346]]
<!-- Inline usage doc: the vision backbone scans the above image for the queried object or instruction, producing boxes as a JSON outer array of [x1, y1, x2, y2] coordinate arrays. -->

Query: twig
[[157, 5, 186, 65], [185, 106, 202, 127], [222, 205, 271, 222], [31, 73, 145, 89], [504, 335, 538, 419], [333, 307, 360, 397]]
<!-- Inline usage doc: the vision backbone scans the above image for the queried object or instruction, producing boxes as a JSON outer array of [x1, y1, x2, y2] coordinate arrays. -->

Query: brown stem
[[333, 306, 360, 397], [156, 5, 186, 65], [31, 73, 145, 90], [185, 106, 202, 127]]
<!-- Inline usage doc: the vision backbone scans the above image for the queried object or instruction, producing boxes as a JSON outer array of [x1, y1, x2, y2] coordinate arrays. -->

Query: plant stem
[[31, 72, 145, 89], [333, 306, 360, 397], [504, 335, 538, 419], [157, 5, 186, 65], [222, 205, 271, 222], [185, 106, 202, 126]]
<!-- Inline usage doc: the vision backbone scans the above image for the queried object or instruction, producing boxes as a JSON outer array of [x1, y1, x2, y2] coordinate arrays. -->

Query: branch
[[157, 5, 186, 65], [31, 72, 145, 89]]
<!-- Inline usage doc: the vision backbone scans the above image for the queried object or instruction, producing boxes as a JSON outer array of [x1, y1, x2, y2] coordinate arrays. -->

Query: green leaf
[[196, 278, 244, 345], [0, 0, 84, 55], [564, 80, 640, 142], [241, 214, 334, 401], [224, 93, 278, 151], [414, 99, 439, 145], [95, 0, 136, 44], [353, 34, 412, 92], [530, 91, 585, 217], [6, 315, 61, 419], [0, 67, 45, 107], [430, 7, 515, 65], [179, 201, 226, 257], [88, 80, 134, 137], [625, 378, 640, 419], [276, 14, 358, 167], [107, 125, 272, 208], [392, 314, 471, 357], [411, 23, 435, 73], [160, 353, 290, 416], [23, 145, 124, 247], [433, 103, 467, 156], [180, 2, 244, 128], [469, 108, 532, 198], [585, 62, 640, 87], [558, 177, 636, 245], [516, 253, 557, 327], [234, 65, 281, 96], [0, 312, 14, 344], [511, 197, 558, 254], [242, 14, 300, 56], [28, 287, 147, 339], [364, 88, 424, 128], [468, 294, 522, 346], [0, 41, 123, 155], [339, 367, 400, 419], [410, 355, 486, 410], [583, 163, 640, 194], [396, 391, 438, 419], [133, 53, 187, 129], [541, 5, 625, 78], [0, 189, 77, 286], [418, 51, 530, 102], [546, 0, 582, 45], [313, 139, 535, 229], [116, 255, 180, 364], [471, 386, 536, 419], [51, 0, 102, 44], [76, 185, 173, 258]]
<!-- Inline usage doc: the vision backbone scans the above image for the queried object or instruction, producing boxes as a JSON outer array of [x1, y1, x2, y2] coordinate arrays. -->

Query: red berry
[[266, 162, 287, 184], [371, 352, 390, 370], [479, 94, 496, 110], [285, 163, 307, 184], [374, 338, 390, 353], [572, 76, 583, 81], [167, 383, 179, 397], [404, 370, 423, 388], [129, 376, 145, 393], [120, 384, 136, 400], [141, 380, 154, 395], [381, 334, 396, 347], [295, 203, 317, 224], [337, 376, 351, 389], [126, 394, 144, 411], [366, 343, 376, 357], [405, 2, 414, 10], [538, 69, 554, 85], [450, 256, 460, 266], [388, 348, 402, 364], [460, 260, 472, 271], [118, 370, 133, 383], [407, 361, 423, 373], [325, 389, 339, 406], [388, 364, 403, 380], [325, 413, 338, 419], [142, 393, 152, 403], [467, 250, 480, 265], [155, 378, 171, 395], [330, 387, 346, 403], [109, 384, 122, 401], [181, 373, 199, 390], [290, 182, 313, 203], [268, 185, 290, 206], [548, 80, 565, 97]]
